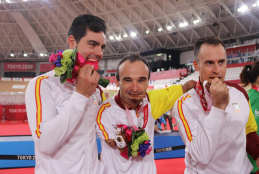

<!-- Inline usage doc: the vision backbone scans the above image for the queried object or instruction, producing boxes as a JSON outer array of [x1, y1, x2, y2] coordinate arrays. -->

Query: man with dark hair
[[67, 14, 106, 42], [96, 53, 196, 174], [174, 35, 259, 173], [26, 14, 107, 174], [193, 35, 225, 61]]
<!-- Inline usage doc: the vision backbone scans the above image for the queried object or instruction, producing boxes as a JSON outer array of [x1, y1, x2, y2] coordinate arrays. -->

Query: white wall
[[98, 60, 105, 70], [107, 59, 120, 70], [243, 39, 256, 45], [180, 50, 194, 64], [99, 59, 121, 71]]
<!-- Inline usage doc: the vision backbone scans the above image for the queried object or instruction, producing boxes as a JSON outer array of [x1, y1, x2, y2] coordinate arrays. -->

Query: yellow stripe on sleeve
[[245, 101, 258, 135], [177, 95, 192, 142], [96, 102, 111, 140], [102, 92, 107, 102], [35, 76, 49, 138]]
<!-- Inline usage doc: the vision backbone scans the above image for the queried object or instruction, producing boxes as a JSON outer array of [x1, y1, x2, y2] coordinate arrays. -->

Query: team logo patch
[[93, 96, 98, 105], [232, 103, 240, 113]]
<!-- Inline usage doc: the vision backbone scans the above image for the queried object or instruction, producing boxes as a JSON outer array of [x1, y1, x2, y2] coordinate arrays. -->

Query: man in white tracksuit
[[25, 14, 108, 174], [174, 36, 257, 173], [96, 54, 188, 174]]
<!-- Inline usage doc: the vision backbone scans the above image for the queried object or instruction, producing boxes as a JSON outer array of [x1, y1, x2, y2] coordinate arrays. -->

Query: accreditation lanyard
[[125, 100, 148, 131], [195, 79, 208, 111]]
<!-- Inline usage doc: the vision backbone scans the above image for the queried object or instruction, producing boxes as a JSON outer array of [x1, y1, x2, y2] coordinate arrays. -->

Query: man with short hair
[[96, 54, 195, 174], [174, 35, 259, 173], [26, 14, 107, 174]]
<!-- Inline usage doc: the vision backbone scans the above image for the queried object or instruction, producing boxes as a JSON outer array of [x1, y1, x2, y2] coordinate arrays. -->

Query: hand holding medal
[[209, 78, 229, 111]]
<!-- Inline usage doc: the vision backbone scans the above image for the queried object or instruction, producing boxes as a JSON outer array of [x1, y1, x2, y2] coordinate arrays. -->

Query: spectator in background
[[170, 108, 178, 131], [242, 57, 245, 63], [163, 108, 173, 131], [156, 116, 167, 131], [240, 61, 259, 174], [154, 120, 159, 132]]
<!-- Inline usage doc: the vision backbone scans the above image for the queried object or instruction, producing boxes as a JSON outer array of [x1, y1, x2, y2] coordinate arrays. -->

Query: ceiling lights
[[109, 36, 114, 40], [116, 35, 122, 40], [7, 51, 51, 58], [179, 22, 188, 28], [193, 19, 200, 24], [108, 32, 137, 41], [237, 5, 248, 13], [252, 2, 259, 7], [158, 28, 163, 32], [166, 26, 173, 31], [130, 32, 137, 37]]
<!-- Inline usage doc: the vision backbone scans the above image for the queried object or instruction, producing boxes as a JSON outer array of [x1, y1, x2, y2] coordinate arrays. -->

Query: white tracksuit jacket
[[96, 96, 156, 174], [96, 85, 184, 174], [25, 70, 107, 174], [174, 82, 253, 174]]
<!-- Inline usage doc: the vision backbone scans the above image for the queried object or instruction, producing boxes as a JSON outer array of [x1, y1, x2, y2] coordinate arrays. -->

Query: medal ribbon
[[195, 79, 208, 111], [125, 100, 149, 131], [252, 85, 259, 92]]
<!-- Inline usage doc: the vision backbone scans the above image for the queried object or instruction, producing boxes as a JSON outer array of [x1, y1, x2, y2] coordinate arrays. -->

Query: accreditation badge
[[232, 103, 240, 113]]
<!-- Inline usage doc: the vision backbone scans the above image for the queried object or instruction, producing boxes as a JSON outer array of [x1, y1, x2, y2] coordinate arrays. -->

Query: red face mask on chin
[[77, 52, 99, 70], [70, 51, 109, 88]]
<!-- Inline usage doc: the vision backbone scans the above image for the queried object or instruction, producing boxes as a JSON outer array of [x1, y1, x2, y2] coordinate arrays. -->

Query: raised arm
[[147, 80, 197, 120], [174, 95, 227, 166], [147, 85, 183, 120], [26, 65, 101, 156], [174, 78, 229, 166]]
